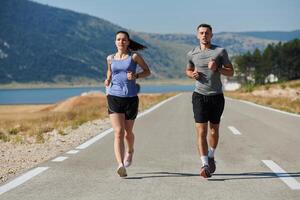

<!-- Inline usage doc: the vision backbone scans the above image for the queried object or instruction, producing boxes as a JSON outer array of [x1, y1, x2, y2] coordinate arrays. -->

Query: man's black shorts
[[192, 92, 224, 124], [107, 95, 139, 120]]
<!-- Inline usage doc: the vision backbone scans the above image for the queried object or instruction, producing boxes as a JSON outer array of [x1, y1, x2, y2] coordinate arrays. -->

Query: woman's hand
[[127, 71, 137, 80], [104, 79, 111, 86]]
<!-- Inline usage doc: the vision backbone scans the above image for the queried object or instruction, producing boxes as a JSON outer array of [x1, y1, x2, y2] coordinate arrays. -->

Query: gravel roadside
[[0, 118, 111, 184]]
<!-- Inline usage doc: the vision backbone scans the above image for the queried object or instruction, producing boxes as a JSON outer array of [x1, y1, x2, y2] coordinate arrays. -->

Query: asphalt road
[[1, 93, 299, 200]]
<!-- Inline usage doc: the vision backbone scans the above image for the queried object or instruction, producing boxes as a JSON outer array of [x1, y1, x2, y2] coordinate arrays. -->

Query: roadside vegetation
[[227, 38, 300, 115], [0, 93, 177, 144], [225, 79, 300, 114]]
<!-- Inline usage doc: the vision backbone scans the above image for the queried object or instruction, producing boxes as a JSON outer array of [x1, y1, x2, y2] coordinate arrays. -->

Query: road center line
[[0, 167, 49, 195], [262, 160, 300, 190], [228, 126, 242, 135]]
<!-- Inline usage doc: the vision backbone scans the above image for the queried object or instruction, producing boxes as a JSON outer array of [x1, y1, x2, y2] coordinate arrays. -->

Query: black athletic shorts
[[107, 95, 139, 120], [192, 92, 225, 124]]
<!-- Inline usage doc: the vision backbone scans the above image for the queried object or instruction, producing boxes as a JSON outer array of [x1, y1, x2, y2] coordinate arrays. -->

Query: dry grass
[[225, 79, 300, 114], [0, 92, 177, 144]]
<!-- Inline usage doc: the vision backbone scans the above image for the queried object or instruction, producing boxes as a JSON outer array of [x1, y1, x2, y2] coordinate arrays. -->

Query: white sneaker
[[117, 165, 127, 177], [124, 152, 133, 168]]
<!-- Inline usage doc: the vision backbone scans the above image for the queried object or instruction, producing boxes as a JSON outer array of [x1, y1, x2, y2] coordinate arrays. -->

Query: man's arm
[[218, 64, 234, 77], [186, 64, 200, 79]]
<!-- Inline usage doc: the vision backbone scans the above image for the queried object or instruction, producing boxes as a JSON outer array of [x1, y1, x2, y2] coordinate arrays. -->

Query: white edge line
[[0, 167, 49, 195], [51, 156, 68, 162], [228, 126, 242, 135], [262, 160, 300, 190], [0, 94, 182, 196], [137, 93, 182, 118], [226, 97, 300, 118], [76, 93, 182, 150], [66, 150, 79, 154], [76, 128, 113, 149]]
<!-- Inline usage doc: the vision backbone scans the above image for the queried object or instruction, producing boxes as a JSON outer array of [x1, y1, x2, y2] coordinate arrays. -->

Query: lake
[[0, 85, 194, 105]]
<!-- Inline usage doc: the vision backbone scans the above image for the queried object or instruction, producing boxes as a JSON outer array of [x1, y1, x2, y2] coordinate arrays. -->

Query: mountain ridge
[[1, 0, 299, 84]]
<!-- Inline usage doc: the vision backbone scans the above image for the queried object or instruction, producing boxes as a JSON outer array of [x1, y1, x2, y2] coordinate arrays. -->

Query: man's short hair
[[197, 24, 212, 32]]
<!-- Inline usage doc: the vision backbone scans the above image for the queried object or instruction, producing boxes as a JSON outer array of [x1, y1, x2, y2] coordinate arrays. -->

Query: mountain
[[0, 0, 298, 84], [145, 32, 278, 56], [0, 0, 121, 83], [234, 30, 300, 41]]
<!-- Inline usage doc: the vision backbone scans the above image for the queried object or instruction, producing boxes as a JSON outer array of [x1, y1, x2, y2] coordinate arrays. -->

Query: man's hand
[[208, 59, 217, 71], [192, 68, 200, 79]]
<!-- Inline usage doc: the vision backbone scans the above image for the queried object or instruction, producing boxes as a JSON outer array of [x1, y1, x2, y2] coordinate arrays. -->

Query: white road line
[[66, 150, 79, 154], [76, 93, 182, 150], [226, 97, 300, 118], [262, 160, 300, 190], [76, 128, 113, 150], [0, 94, 182, 196], [0, 167, 49, 195], [51, 156, 68, 162], [137, 93, 182, 118], [228, 126, 242, 135]]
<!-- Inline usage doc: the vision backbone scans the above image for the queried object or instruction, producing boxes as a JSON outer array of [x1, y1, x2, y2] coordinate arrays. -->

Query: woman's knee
[[125, 130, 134, 138], [114, 128, 124, 139]]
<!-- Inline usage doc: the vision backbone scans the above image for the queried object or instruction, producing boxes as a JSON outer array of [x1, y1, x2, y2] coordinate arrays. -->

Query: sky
[[31, 0, 300, 34]]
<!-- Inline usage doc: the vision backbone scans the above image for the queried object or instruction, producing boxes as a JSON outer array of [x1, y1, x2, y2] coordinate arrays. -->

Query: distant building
[[265, 74, 278, 83]]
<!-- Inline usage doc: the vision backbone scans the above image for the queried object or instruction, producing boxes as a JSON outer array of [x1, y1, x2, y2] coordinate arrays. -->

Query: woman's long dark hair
[[116, 31, 147, 51]]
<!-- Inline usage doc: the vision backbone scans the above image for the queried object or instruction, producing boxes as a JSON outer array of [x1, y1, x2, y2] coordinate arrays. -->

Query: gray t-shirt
[[187, 45, 232, 95]]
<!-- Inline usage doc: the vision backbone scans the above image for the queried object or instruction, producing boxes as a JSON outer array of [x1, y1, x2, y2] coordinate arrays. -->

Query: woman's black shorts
[[107, 95, 139, 120], [192, 92, 224, 124]]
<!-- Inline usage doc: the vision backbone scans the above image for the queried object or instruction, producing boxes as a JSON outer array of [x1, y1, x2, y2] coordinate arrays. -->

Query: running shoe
[[117, 165, 127, 177], [124, 152, 133, 168], [208, 157, 216, 173], [200, 165, 211, 178]]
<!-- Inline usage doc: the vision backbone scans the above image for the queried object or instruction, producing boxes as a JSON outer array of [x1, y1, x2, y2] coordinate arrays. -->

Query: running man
[[185, 24, 234, 178]]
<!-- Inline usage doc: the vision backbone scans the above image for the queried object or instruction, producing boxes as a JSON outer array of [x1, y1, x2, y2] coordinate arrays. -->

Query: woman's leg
[[124, 120, 135, 153], [110, 113, 126, 166], [124, 120, 135, 167]]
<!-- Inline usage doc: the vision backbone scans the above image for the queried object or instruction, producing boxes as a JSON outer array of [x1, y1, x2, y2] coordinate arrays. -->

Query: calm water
[[0, 85, 193, 105]]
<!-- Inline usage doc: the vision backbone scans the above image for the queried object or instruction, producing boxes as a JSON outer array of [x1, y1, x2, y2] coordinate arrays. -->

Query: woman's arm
[[130, 53, 151, 80], [104, 57, 112, 86]]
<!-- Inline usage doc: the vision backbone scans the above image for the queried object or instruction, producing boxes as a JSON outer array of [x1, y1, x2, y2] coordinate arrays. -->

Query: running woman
[[105, 31, 151, 177]]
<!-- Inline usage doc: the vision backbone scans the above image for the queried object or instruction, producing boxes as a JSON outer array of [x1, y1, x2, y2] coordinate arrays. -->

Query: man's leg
[[207, 123, 220, 173], [195, 122, 211, 178], [195, 122, 208, 159]]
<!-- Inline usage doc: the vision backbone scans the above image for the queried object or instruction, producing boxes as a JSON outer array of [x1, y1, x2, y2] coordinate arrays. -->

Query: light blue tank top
[[107, 53, 138, 97]]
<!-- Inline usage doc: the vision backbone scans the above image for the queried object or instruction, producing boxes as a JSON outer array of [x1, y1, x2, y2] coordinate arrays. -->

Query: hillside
[[1, 0, 298, 84], [147, 32, 278, 56]]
